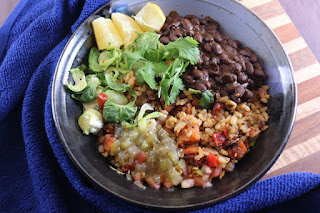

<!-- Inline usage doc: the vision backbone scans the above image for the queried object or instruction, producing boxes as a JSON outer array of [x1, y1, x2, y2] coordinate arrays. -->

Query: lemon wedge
[[111, 13, 143, 46], [134, 2, 166, 32], [92, 17, 124, 50]]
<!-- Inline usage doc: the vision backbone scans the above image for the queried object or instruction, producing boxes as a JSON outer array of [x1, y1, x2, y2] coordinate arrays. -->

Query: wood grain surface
[[239, 0, 320, 179]]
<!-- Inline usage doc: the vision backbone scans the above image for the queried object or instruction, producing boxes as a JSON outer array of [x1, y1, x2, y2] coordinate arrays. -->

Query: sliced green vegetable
[[98, 49, 119, 69], [250, 140, 256, 147], [104, 90, 128, 105], [188, 88, 202, 94], [78, 109, 103, 135], [86, 74, 101, 87], [67, 68, 87, 92], [88, 47, 103, 72], [200, 90, 213, 106], [71, 85, 97, 103], [103, 99, 137, 123]]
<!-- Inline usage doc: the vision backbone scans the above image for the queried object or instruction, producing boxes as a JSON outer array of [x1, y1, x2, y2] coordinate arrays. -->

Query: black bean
[[182, 75, 195, 85], [213, 33, 223, 43], [245, 61, 254, 75], [194, 25, 200, 32], [243, 89, 253, 100], [231, 62, 242, 74], [244, 47, 253, 55], [169, 33, 178, 41], [192, 68, 203, 79], [172, 29, 183, 37], [169, 11, 180, 17], [194, 82, 207, 91], [199, 25, 206, 34], [190, 17, 200, 25], [222, 73, 237, 83], [254, 69, 267, 79], [204, 33, 214, 42], [161, 23, 169, 31], [166, 16, 173, 24], [234, 40, 241, 48], [220, 53, 232, 64], [202, 54, 210, 65], [203, 80, 212, 89], [220, 90, 228, 97], [181, 18, 194, 35], [253, 62, 262, 69], [185, 15, 195, 19], [239, 49, 251, 57], [228, 39, 238, 48], [235, 85, 245, 97], [215, 76, 223, 84], [159, 36, 169, 45], [169, 20, 181, 28], [163, 29, 170, 36], [204, 43, 212, 52], [226, 83, 237, 93], [230, 95, 241, 104], [237, 72, 248, 84], [250, 54, 258, 63], [222, 35, 229, 40], [209, 57, 220, 65], [213, 43, 223, 55], [194, 32, 203, 43]]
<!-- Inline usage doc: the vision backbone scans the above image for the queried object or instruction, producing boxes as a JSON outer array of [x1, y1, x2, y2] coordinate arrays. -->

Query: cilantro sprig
[[122, 31, 200, 106]]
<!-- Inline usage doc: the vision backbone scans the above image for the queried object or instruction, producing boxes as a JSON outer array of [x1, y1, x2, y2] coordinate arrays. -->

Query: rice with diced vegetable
[[66, 3, 270, 190]]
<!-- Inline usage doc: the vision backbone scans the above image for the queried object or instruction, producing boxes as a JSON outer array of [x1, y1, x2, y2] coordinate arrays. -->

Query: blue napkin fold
[[1, 0, 319, 212]]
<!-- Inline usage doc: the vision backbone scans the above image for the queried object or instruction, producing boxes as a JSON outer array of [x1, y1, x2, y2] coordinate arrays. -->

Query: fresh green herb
[[88, 47, 103, 72], [67, 68, 87, 92], [159, 59, 189, 106], [135, 31, 160, 54], [135, 61, 158, 90], [122, 51, 145, 70], [103, 99, 137, 123], [200, 90, 213, 106], [164, 37, 200, 64], [188, 88, 202, 94], [249, 140, 256, 147]]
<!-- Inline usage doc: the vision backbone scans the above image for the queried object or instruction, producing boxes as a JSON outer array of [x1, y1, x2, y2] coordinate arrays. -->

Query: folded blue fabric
[[0, 0, 319, 212]]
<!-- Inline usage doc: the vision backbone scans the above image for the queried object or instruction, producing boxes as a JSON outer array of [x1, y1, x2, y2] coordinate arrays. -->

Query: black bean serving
[[158, 11, 268, 103]]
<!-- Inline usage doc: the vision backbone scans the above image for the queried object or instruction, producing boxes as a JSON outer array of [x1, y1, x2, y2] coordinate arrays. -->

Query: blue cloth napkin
[[0, 0, 319, 212]]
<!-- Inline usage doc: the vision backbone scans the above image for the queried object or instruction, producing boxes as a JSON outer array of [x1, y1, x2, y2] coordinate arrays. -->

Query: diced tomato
[[119, 164, 131, 173], [135, 152, 147, 164], [249, 129, 256, 136], [183, 146, 199, 155], [98, 93, 108, 110], [103, 134, 116, 151], [145, 176, 161, 190], [207, 152, 219, 168], [192, 99, 200, 108], [212, 133, 226, 147], [223, 127, 228, 137], [212, 102, 223, 116], [134, 172, 142, 181]]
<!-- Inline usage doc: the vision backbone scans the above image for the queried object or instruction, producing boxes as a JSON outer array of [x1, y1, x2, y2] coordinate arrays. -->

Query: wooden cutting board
[[239, 0, 320, 179]]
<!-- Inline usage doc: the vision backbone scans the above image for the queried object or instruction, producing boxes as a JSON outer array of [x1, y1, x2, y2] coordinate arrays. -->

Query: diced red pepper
[[119, 164, 131, 173], [227, 140, 248, 160], [212, 102, 223, 116], [207, 152, 219, 168], [223, 127, 228, 137], [98, 93, 108, 110], [212, 132, 226, 147], [183, 146, 199, 155], [135, 152, 147, 164]]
